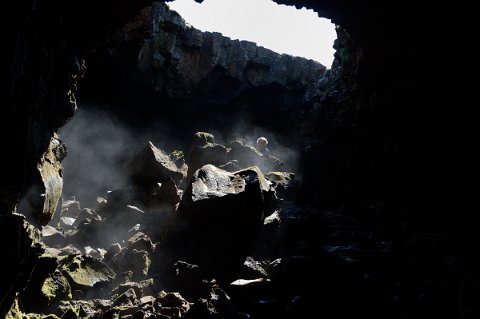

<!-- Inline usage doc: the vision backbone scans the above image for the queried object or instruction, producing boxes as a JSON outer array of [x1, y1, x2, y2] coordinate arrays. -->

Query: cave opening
[[59, 0, 335, 208], [166, 0, 337, 67], [3, 1, 464, 318]]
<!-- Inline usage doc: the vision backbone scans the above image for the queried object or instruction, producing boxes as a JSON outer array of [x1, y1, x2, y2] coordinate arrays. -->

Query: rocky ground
[[6, 131, 465, 319], [1, 1, 467, 318]]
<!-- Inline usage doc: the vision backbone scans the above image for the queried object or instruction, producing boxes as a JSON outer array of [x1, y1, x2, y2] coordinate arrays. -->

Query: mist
[[218, 117, 301, 174], [59, 105, 301, 210], [58, 107, 158, 208]]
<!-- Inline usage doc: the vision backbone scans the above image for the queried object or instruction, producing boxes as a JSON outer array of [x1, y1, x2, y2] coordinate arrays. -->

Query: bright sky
[[166, 0, 337, 67]]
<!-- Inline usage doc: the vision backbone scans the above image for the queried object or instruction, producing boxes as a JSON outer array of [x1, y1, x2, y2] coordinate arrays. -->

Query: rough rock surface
[[0, 1, 151, 315], [17, 134, 66, 226], [133, 3, 326, 101], [0, 0, 462, 318], [125, 141, 187, 195], [170, 165, 267, 271], [79, 2, 328, 145]]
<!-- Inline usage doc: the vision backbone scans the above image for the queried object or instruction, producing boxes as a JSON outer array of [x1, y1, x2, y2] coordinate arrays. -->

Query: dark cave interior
[[0, 1, 469, 318]]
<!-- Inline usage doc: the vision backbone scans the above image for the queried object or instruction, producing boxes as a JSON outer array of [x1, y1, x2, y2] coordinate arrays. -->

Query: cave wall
[[0, 0, 150, 315], [270, 0, 455, 208], [77, 2, 326, 145], [0, 0, 460, 316], [80, 0, 454, 209]]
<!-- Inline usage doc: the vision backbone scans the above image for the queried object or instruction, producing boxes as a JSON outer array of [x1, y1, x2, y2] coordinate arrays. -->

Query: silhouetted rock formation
[[78, 3, 327, 144], [169, 165, 268, 272], [0, 0, 462, 318], [135, 3, 325, 101], [125, 141, 187, 196]]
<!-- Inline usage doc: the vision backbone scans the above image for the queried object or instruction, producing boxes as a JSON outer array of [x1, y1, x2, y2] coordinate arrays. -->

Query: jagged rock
[[171, 260, 200, 281], [144, 179, 179, 242], [59, 255, 116, 289], [81, 195, 149, 248], [96, 196, 108, 209], [40, 271, 72, 307], [263, 210, 281, 229], [149, 178, 181, 207], [111, 271, 134, 288], [60, 198, 81, 219], [101, 189, 141, 216], [163, 260, 207, 300], [6, 298, 61, 319], [230, 278, 270, 286], [18, 255, 67, 313], [192, 132, 215, 145], [170, 165, 266, 271], [104, 243, 123, 263], [113, 287, 138, 307], [127, 232, 155, 255], [157, 291, 191, 316], [41, 225, 66, 247], [186, 133, 229, 182], [65, 217, 105, 249], [265, 172, 298, 199], [17, 134, 66, 226], [56, 299, 106, 319], [257, 203, 322, 258], [241, 256, 268, 279], [128, 223, 141, 234], [84, 246, 106, 259], [72, 208, 101, 228], [227, 140, 283, 173], [264, 172, 295, 184], [140, 295, 156, 305], [1, 0, 459, 318], [112, 279, 155, 299], [108, 242, 151, 281], [227, 278, 272, 305], [43, 247, 62, 257], [133, 3, 325, 101], [218, 160, 242, 172], [59, 245, 82, 256], [234, 166, 278, 219], [186, 298, 218, 318], [226, 141, 262, 168], [207, 286, 231, 314], [125, 141, 187, 195], [1, 0, 153, 314], [60, 217, 76, 229]]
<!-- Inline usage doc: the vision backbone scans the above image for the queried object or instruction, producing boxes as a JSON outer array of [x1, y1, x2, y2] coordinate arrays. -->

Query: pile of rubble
[[8, 132, 320, 319]]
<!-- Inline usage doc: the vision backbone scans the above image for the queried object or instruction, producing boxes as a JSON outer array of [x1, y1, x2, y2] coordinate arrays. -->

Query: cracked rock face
[[169, 165, 267, 272], [17, 134, 66, 227], [132, 3, 326, 101]]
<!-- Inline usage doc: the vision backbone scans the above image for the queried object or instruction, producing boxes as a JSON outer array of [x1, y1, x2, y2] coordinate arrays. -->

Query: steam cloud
[[59, 106, 301, 209], [220, 117, 301, 173], [59, 107, 138, 207]]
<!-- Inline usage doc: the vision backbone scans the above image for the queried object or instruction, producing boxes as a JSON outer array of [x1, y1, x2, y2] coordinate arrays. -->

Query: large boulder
[[17, 134, 66, 226], [168, 165, 268, 271], [124, 141, 187, 196], [18, 255, 71, 313], [59, 254, 116, 299], [186, 132, 229, 182]]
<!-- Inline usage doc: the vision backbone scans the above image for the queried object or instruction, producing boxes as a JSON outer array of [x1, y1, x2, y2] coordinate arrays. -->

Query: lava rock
[[169, 165, 266, 272], [125, 141, 187, 196]]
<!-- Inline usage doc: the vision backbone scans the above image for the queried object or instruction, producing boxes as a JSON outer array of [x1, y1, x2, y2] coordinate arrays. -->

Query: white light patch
[[167, 0, 337, 67]]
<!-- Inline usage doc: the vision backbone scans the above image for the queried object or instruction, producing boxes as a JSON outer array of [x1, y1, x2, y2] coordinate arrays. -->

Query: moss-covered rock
[[59, 255, 116, 288]]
